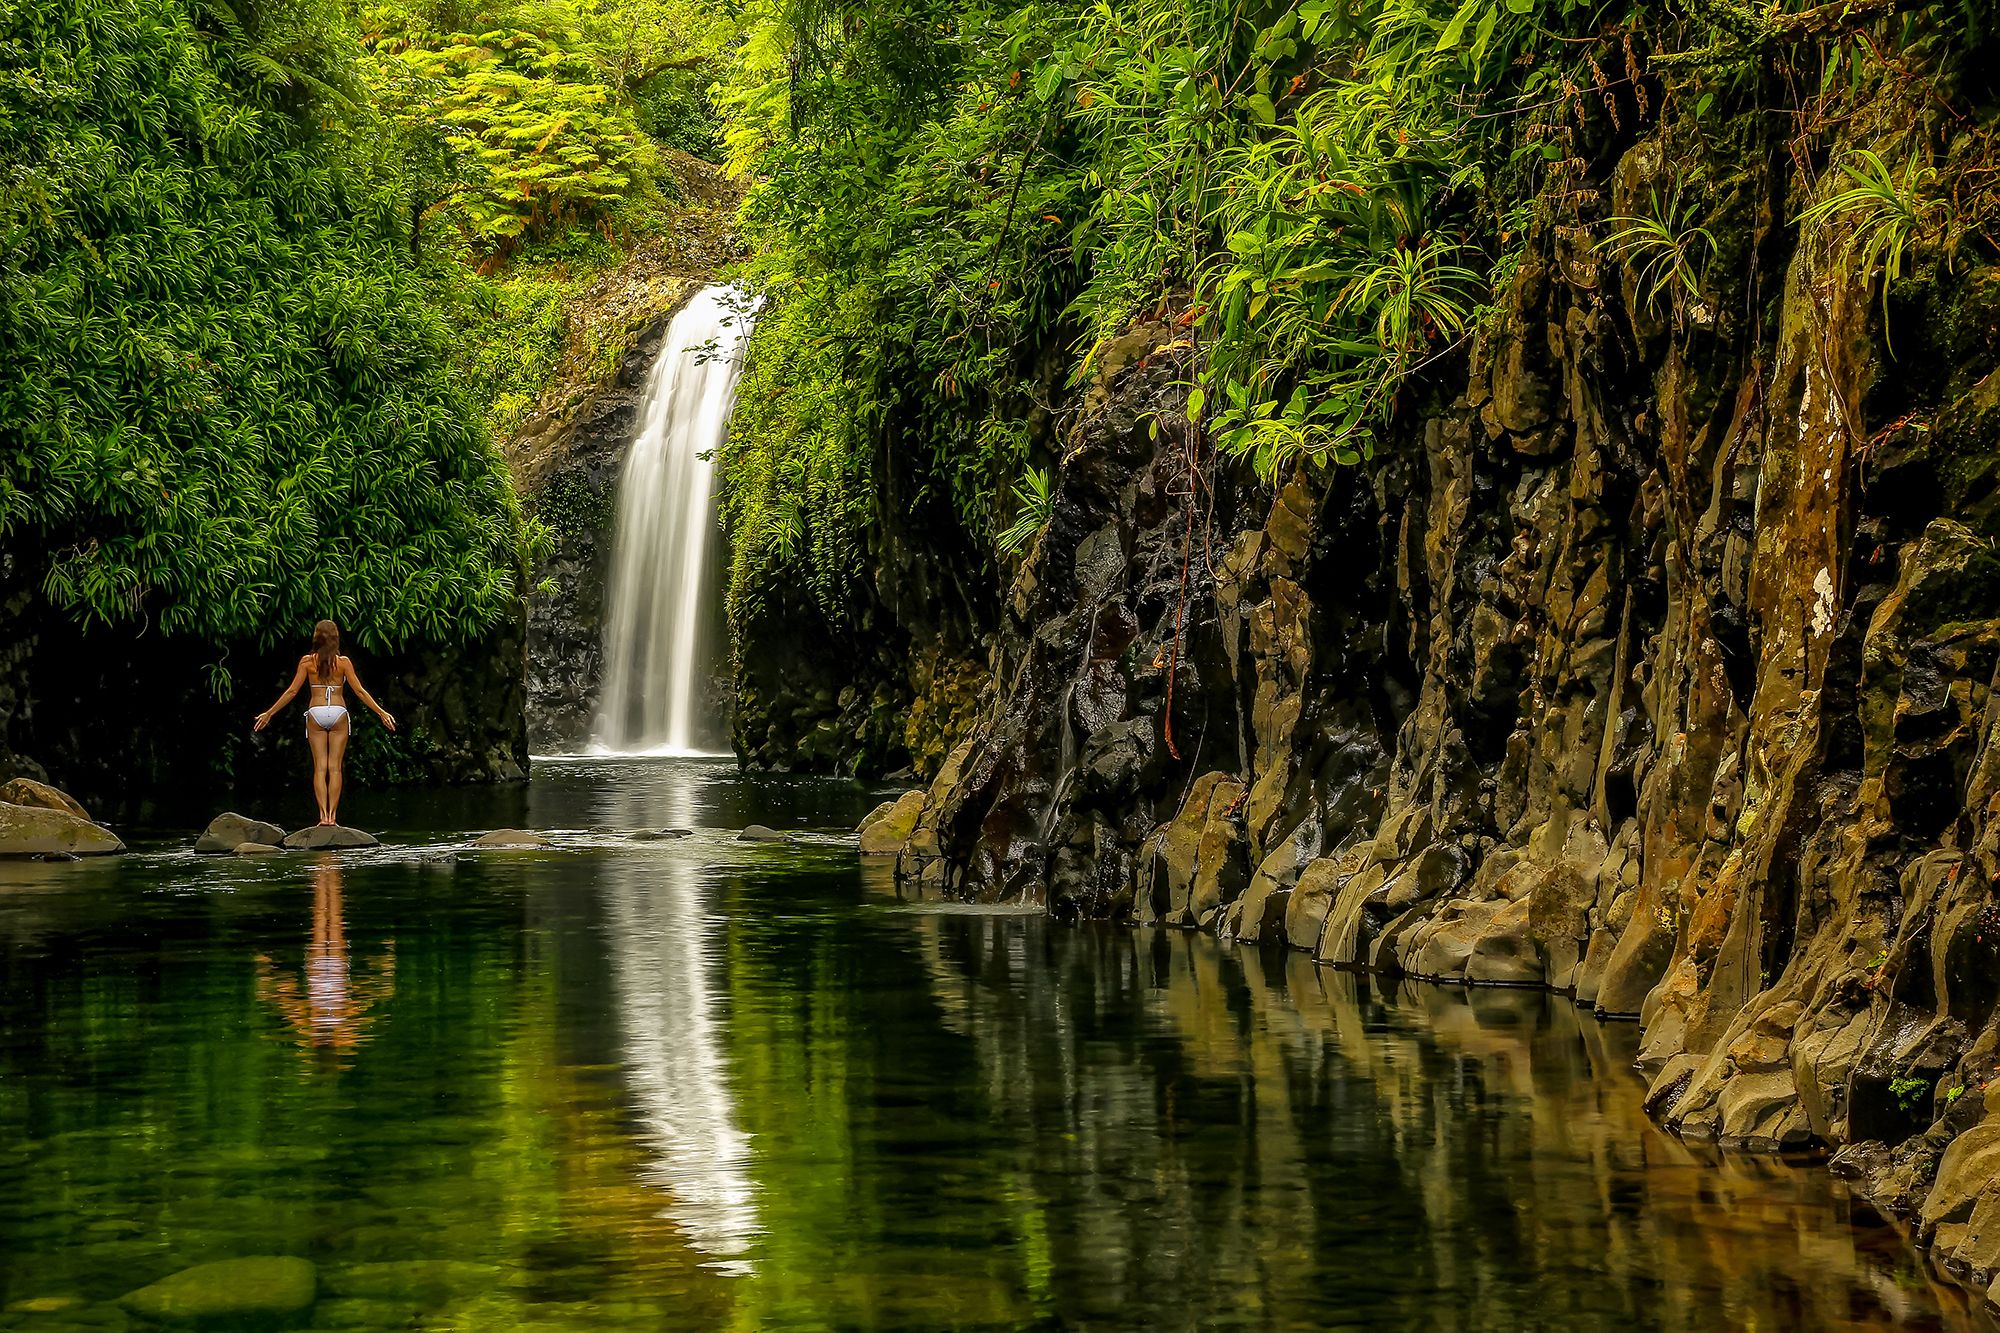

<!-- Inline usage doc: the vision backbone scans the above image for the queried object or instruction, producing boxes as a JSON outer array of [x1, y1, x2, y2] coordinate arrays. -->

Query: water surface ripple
[[0, 759, 1984, 1330]]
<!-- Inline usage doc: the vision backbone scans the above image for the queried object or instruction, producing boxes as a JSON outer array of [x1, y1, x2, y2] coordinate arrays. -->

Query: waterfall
[[592, 285, 756, 755]]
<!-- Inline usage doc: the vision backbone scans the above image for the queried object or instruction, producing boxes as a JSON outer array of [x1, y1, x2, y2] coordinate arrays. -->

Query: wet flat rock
[[196, 813, 287, 853], [738, 825, 786, 842], [120, 1256, 316, 1323], [472, 829, 551, 848], [282, 825, 378, 850]]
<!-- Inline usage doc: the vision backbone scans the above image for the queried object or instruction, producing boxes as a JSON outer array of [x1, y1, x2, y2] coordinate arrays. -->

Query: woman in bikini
[[254, 621, 397, 827]]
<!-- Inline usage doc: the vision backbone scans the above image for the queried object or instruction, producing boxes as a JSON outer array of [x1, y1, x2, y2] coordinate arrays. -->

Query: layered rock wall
[[891, 65, 2000, 1303]]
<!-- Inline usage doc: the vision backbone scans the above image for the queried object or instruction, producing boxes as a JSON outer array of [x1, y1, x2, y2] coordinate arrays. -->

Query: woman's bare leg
[[307, 724, 332, 826], [327, 715, 351, 827]]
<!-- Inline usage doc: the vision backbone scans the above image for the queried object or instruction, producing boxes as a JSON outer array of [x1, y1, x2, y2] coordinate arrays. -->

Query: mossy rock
[[0, 803, 123, 857], [119, 1256, 316, 1324], [196, 813, 287, 853], [0, 778, 91, 821], [858, 790, 925, 856]]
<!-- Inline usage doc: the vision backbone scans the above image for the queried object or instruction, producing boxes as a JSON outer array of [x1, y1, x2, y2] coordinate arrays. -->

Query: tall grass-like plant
[[1796, 148, 1953, 352], [1600, 189, 1717, 323], [996, 466, 1055, 552], [1341, 239, 1486, 366]]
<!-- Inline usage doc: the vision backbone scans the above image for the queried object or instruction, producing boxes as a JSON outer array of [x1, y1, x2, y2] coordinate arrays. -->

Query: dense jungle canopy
[[0, 0, 729, 678], [3, 0, 1999, 675]]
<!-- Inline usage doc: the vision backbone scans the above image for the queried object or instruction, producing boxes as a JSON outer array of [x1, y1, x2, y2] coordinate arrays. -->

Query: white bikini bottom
[[307, 706, 349, 731]]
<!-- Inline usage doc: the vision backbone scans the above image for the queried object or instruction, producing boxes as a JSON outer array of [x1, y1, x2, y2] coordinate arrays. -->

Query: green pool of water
[[0, 759, 1982, 1330]]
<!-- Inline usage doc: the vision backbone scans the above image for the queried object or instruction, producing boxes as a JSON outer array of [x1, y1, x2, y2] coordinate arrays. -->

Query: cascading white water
[[592, 285, 757, 755]]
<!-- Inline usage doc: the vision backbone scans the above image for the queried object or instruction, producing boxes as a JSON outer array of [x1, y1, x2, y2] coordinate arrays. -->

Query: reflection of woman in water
[[255, 855, 395, 1062]]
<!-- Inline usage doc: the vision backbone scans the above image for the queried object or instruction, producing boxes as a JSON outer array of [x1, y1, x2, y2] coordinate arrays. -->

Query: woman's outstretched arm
[[255, 659, 309, 731], [341, 658, 397, 731]]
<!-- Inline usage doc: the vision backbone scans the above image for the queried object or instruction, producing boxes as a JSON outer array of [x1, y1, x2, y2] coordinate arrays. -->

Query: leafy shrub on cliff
[[716, 0, 1601, 616], [717, 0, 1088, 623], [0, 0, 533, 666]]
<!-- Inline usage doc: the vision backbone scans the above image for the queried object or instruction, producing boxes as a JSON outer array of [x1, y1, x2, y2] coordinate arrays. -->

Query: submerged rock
[[858, 790, 925, 856], [119, 1256, 316, 1323], [234, 842, 282, 856], [5, 1294, 88, 1315], [738, 824, 786, 842], [0, 802, 123, 857], [196, 813, 287, 854], [0, 778, 91, 821], [473, 829, 551, 848], [282, 825, 378, 850], [419, 851, 459, 871], [632, 827, 693, 841]]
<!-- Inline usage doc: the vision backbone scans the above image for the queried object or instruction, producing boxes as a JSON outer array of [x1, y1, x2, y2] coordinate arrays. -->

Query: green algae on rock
[[858, 791, 925, 856], [0, 803, 122, 858]]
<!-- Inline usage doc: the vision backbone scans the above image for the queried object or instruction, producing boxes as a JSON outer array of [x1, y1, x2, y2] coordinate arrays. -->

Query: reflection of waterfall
[[603, 860, 759, 1270], [593, 285, 757, 755]]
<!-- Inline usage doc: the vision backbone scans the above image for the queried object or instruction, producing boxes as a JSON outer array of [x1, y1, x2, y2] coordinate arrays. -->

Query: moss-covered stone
[[119, 1257, 316, 1324]]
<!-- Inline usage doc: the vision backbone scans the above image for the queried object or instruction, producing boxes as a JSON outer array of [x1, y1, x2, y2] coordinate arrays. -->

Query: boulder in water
[[737, 824, 786, 842], [282, 825, 378, 850], [473, 829, 551, 848], [234, 842, 282, 856], [0, 778, 91, 821], [120, 1256, 316, 1323], [859, 790, 925, 856], [196, 812, 287, 853], [0, 803, 123, 857], [633, 827, 693, 841]]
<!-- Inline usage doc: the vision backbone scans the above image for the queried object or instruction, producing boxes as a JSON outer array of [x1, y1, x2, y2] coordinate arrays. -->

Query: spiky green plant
[[1600, 188, 1717, 322], [996, 465, 1055, 553], [1796, 148, 1954, 352]]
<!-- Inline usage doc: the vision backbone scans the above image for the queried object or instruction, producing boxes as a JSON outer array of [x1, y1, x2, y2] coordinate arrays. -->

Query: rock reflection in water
[[603, 857, 759, 1270], [892, 905, 1981, 1330]]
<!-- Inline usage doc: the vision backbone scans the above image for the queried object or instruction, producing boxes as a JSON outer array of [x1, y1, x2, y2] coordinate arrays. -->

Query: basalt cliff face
[[880, 75, 2000, 1300]]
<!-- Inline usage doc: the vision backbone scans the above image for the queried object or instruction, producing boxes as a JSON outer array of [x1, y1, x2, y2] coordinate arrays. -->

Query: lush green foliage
[[0, 0, 530, 663], [361, 13, 653, 247], [716, 0, 1607, 619], [1601, 189, 1717, 322], [718, 0, 1089, 620], [357, 0, 734, 250], [718, 0, 2000, 632], [0, 0, 731, 674]]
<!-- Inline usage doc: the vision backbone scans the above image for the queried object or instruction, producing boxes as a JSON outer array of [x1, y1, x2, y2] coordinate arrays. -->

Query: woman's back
[[305, 655, 346, 706]]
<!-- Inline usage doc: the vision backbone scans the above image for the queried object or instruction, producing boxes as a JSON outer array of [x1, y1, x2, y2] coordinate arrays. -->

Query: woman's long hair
[[312, 620, 340, 685]]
